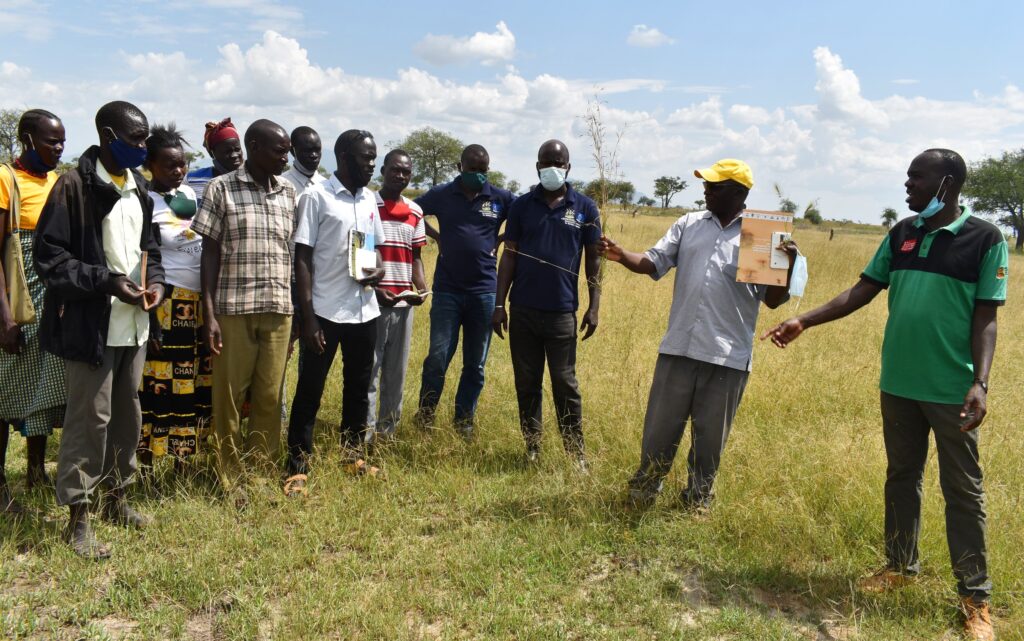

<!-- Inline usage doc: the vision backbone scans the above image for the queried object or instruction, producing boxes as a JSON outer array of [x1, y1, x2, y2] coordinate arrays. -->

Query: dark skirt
[[138, 286, 212, 459]]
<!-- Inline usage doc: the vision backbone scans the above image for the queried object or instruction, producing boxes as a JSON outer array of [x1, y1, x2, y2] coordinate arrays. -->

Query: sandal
[[283, 474, 308, 498], [343, 459, 385, 480]]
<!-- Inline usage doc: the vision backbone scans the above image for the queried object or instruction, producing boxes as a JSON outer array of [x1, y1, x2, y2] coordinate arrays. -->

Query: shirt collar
[[326, 172, 366, 199], [912, 205, 972, 234], [529, 182, 579, 207], [94, 160, 137, 193], [237, 163, 286, 194], [448, 176, 495, 200]]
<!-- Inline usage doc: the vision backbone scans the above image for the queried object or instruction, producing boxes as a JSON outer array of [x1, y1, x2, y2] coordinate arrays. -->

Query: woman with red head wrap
[[186, 117, 243, 203]]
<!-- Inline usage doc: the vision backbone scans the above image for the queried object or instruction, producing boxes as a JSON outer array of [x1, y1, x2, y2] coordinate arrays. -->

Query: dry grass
[[1, 215, 1021, 640]]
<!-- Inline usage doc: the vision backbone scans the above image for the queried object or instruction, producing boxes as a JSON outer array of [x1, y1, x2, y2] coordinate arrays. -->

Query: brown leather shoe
[[960, 597, 995, 641], [856, 567, 916, 593]]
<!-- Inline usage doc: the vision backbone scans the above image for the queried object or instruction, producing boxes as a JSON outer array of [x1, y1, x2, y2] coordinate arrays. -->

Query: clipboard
[[736, 210, 793, 286]]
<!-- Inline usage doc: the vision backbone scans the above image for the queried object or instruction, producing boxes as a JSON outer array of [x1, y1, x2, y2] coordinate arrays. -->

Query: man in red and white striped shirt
[[368, 149, 428, 438]]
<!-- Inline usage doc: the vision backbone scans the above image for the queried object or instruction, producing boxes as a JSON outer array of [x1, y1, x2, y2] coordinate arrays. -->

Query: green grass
[[2, 215, 1022, 640]]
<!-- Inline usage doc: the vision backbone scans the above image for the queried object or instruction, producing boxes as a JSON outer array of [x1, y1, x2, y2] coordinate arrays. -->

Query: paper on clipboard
[[736, 210, 793, 286], [349, 230, 376, 279]]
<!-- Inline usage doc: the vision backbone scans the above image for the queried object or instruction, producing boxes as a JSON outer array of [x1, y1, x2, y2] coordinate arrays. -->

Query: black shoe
[[66, 504, 111, 560], [454, 418, 475, 441], [101, 488, 152, 529], [414, 407, 436, 430]]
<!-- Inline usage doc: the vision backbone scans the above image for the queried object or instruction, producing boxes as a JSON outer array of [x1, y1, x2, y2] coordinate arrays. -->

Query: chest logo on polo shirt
[[479, 201, 499, 219], [997, 266, 1007, 279], [562, 208, 583, 228], [899, 238, 918, 253]]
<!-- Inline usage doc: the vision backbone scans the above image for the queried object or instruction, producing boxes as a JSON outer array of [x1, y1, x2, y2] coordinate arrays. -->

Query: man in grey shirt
[[600, 159, 795, 509]]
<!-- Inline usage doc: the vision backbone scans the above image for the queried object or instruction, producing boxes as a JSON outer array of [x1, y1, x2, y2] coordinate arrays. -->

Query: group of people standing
[[0, 99, 1007, 639]]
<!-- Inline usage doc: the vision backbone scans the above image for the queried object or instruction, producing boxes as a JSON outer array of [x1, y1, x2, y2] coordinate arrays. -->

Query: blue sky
[[2, 0, 1023, 222]]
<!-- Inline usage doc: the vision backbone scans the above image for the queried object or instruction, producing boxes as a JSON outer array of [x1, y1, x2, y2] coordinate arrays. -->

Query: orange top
[[0, 165, 58, 232]]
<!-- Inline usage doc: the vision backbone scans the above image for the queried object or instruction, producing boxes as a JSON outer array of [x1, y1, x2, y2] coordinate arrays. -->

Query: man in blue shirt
[[415, 145, 513, 437], [492, 140, 601, 469]]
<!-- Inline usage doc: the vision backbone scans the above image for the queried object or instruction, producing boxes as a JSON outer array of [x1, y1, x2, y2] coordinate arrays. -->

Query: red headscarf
[[203, 117, 239, 150]]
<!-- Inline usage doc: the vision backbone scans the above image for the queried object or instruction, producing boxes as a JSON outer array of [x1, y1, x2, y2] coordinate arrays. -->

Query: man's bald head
[[245, 119, 288, 150], [538, 139, 569, 164]]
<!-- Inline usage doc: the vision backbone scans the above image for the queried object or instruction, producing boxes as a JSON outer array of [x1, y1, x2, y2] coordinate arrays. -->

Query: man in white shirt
[[281, 126, 326, 197], [285, 130, 385, 496]]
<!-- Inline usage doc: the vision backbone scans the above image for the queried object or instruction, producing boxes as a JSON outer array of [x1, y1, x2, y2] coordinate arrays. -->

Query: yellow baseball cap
[[694, 159, 754, 189]]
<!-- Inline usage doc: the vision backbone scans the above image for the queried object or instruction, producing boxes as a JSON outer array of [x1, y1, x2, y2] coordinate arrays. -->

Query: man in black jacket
[[34, 101, 164, 559]]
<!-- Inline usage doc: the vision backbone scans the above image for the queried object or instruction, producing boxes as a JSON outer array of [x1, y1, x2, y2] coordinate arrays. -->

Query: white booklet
[[393, 289, 432, 303], [349, 230, 377, 279]]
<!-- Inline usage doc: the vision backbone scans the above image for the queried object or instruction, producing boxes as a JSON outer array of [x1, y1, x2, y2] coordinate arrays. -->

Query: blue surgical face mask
[[917, 175, 950, 219], [22, 136, 56, 174], [538, 166, 566, 191], [789, 253, 808, 297], [106, 128, 147, 170]]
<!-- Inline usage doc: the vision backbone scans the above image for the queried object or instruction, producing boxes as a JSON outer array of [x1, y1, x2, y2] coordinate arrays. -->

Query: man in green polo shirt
[[763, 148, 1006, 641]]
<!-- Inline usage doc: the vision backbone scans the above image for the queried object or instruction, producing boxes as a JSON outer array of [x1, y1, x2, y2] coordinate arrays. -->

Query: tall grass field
[[2, 213, 1022, 640]]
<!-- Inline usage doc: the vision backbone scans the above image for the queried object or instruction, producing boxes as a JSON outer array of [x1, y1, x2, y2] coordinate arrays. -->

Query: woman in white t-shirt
[[137, 124, 211, 471]]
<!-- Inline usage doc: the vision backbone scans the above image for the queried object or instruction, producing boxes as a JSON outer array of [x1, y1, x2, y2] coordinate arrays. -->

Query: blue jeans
[[418, 291, 495, 423]]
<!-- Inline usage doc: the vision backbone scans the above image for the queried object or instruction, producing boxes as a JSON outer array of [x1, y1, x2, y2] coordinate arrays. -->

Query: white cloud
[[3, 33, 1023, 223], [891, 78, 919, 85], [0, 0, 53, 40], [415, 21, 516, 66], [813, 46, 889, 128], [626, 25, 674, 48]]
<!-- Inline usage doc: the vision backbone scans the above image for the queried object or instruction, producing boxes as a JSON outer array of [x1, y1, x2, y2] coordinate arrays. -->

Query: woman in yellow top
[[0, 109, 66, 514]]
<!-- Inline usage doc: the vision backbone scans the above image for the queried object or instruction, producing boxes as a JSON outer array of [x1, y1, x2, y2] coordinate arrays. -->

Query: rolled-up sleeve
[[644, 216, 685, 281]]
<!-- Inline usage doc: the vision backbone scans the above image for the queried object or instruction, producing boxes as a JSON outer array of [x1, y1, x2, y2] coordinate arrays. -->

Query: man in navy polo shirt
[[415, 144, 513, 437], [493, 140, 601, 469]]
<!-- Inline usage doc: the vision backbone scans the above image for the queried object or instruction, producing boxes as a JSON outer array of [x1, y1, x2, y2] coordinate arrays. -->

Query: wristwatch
[[974, 379, 988, 393]]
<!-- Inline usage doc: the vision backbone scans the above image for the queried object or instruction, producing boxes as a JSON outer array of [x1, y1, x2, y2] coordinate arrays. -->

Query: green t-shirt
[[861, 207, 1008, 404]]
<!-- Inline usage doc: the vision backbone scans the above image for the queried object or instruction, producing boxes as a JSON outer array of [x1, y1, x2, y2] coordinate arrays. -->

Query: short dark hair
[[383, 148, 410, 167], [146, 123, 190, 159], [95, 100, 146, 134], [244, 119, 287, 148], [290, 126, 319, 147], [922, 148, 968, 188], [461, 144, 488, 164], [334, 129, 373, 158], [17, 109, 60, 140]]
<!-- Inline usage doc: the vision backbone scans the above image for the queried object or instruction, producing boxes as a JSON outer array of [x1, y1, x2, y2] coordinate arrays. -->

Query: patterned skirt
[[138, 286, 212, 459], [0, 231, 66, 437]]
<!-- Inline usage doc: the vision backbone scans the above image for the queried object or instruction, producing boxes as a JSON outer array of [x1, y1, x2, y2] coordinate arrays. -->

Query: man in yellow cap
[[600, 159, 795, 510]]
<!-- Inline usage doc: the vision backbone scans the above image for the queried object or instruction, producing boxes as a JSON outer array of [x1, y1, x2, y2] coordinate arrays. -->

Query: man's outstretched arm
[[762, 277, 883, 348]]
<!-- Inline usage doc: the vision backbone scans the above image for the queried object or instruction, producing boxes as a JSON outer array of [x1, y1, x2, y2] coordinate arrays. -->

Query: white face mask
[[538, 166, 566, 191]]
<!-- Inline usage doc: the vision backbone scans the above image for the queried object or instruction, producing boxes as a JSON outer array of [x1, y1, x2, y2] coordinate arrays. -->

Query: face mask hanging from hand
[[538, 166, 566, 191], [789, 253, 808, 297], [106, 129, 147, 170], [917, 175, 951, 219]]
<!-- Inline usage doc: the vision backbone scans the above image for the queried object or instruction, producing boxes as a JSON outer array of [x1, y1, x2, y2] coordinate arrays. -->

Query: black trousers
[[287, 316, 376, 474], [508, 306, 583, 454]]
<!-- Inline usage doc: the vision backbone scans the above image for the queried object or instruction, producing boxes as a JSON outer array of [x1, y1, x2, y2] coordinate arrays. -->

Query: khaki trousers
[[211, 313, 291, 489]]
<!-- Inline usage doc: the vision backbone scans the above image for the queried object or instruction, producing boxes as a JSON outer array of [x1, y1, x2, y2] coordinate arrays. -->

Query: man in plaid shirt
[[192, 119, 296, 505]]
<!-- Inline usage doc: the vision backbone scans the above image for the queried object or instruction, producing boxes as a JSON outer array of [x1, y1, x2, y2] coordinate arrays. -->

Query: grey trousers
[[56, 346, 146, 506], [367, 306, 414, 436], [880, 392, 990, 600], [629, 354, 748, 506]]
